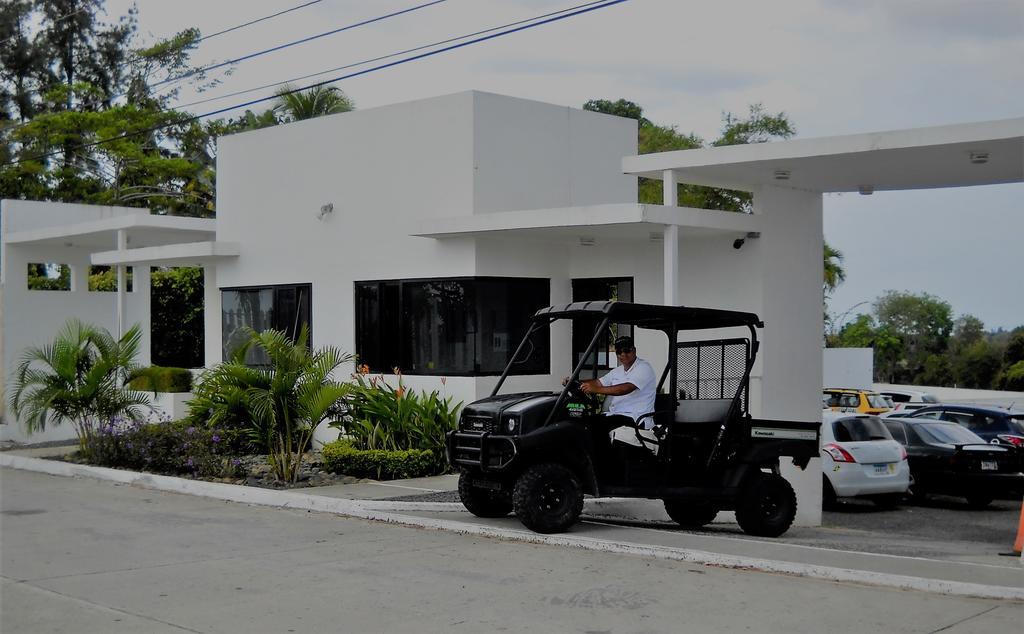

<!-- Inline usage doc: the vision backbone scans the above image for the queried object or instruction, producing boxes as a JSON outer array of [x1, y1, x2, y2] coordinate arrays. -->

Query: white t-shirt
[[599, 357, 657, 426]]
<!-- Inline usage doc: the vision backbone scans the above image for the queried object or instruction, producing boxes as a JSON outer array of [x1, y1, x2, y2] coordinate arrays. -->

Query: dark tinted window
[[915, 422, 986, 445], [832, 417, 893, 442], [903, 425, 926, 446], [355, 277, 549, 376], [221, 283, 311, 365], [886, 393, 911, 403], [883, 421, 907, 444]]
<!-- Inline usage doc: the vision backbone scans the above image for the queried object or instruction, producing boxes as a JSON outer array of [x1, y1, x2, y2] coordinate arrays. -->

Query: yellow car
[[823, 388, 891, 415]]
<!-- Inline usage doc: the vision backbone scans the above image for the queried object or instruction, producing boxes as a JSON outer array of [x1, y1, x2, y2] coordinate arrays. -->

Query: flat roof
[[623, 117, 1024, 193], [4, 213, 216, 249], [412, 203, 761, 242]]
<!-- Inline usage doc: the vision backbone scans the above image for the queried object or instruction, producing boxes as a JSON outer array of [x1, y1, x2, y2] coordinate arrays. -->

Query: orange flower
[[396, 386, 405, 399], [357, 363, 370, 375]]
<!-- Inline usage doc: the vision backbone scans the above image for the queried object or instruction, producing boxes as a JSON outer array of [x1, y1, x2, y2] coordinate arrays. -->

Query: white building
[[3, 91, 1022, 526]]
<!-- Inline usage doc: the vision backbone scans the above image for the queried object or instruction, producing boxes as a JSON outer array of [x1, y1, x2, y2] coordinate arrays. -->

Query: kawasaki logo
[[751, 427, 817, 440]]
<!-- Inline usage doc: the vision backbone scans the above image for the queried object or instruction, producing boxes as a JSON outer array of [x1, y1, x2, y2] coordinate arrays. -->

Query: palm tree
[[9, 320, 149, 453], [273, 84, 354, 122], [190, 326, 352, 482], [824, 242, 846, 296]]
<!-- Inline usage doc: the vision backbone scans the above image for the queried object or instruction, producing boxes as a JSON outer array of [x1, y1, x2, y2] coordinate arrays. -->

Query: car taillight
[[997, 434, 1024, 447], [899, 445, 907, 461], [823, 443, 856, 463]]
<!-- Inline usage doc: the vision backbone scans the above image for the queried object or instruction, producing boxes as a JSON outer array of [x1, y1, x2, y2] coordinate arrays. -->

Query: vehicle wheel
[[513, 463, 584, 534], [735, 473, 797, 538], [822, 475, 838, 510], [872, 494, 903, 510], [458, 471, 513, 518], [663, 499, 718, 528], [965, 493, 993, 509]]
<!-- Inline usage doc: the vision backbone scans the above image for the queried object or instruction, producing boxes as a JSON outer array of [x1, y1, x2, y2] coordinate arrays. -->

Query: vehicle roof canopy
[[533, 301, 763, 332]]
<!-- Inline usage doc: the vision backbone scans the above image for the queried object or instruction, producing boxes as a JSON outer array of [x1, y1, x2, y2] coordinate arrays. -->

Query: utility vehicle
[[447, 301, 820, 536]]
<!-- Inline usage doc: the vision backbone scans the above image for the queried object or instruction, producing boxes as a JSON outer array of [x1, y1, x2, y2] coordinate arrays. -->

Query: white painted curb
[[3, 454, 1021, 601]]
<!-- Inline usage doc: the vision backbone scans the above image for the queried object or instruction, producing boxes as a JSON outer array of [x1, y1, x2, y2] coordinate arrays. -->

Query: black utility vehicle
[[447, 302, 820, 537]]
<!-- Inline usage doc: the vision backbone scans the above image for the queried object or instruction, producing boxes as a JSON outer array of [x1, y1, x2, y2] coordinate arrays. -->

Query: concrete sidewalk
[[2, 446, 1021, 600]]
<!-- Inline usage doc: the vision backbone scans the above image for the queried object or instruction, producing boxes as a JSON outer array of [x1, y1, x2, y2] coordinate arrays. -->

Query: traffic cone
[[1014, 499, 1024, 556]]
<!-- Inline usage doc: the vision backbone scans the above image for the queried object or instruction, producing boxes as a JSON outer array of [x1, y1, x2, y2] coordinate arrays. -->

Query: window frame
[[220, 282, 313, 363], [354, 276, 551, 377]]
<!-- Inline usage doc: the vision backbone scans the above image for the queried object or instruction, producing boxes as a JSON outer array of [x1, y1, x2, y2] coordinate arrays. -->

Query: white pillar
[[203, 264, 220, 367], [663, 225, 679, 306], [663, 170, 679, 306], [753, 186, 824, 526], [116, 229, 127, 338]]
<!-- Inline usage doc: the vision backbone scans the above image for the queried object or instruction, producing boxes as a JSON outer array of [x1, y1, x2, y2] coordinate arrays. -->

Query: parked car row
[[820, 409, 1024, 510]]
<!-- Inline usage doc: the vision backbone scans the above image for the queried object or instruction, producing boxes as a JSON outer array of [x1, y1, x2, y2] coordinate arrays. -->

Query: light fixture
[[969, 151, 989, 164], [773, 169, 791, 180], [579, 237, 596, 247], [858, 185, 874, 196], [316, 202, 334, 220]]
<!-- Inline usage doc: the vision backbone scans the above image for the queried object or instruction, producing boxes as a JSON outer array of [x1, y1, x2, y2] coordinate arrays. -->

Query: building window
[[27, 263, 71, 291], [571, 277, 633, 379], [221, 283, 311, 364], [355, 277, 550, 376]]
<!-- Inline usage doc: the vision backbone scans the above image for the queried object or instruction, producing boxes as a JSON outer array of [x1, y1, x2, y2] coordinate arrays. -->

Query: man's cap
[[613, 336, 634, 352]]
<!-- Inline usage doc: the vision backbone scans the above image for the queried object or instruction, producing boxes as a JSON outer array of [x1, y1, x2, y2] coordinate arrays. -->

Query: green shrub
[[321, 440, 436, 480], [129, 366, 193, 393], [85, 416, 245, 478], [329, 371, 460, 465]]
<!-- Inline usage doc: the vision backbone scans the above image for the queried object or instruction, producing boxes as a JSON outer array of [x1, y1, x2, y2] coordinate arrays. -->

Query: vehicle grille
[[461, 414, 497, 433]]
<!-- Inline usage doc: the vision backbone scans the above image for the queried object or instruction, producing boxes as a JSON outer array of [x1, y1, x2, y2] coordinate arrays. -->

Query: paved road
[[2, 468, 1022, 633]]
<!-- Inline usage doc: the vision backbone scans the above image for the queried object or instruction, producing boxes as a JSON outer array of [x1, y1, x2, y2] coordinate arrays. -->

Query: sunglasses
[[615, 347, 635, 354]]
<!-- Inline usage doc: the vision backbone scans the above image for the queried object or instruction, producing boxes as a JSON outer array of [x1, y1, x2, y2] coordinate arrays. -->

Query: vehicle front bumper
[[447, 430, 518, 471]]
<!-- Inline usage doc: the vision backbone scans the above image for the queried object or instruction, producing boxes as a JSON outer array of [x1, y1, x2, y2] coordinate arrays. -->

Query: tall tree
[[873, 291, 954, 383]]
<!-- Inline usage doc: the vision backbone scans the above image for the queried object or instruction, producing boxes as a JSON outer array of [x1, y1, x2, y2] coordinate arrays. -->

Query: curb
[[3, 454, 1022, 601]]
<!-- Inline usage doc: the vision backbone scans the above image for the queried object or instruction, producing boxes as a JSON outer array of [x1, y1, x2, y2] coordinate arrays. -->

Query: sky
[[101, 0, 1024, 330]]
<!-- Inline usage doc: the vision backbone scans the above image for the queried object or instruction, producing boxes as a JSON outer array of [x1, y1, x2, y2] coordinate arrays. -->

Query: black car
[[882, 418, 1022, 507], [903, 404, 1024, 451]]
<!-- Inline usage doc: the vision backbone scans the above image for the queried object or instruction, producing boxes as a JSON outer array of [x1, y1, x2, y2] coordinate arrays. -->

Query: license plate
[[980, 460, 998, 471], [873, 463, 894, 475]]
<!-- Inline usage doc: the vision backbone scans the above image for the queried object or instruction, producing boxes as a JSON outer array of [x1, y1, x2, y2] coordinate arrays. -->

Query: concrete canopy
[[623, 117, 1024, 193]]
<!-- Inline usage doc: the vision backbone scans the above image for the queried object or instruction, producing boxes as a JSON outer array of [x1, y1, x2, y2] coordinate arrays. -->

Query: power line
[[196, 0, 324, 44], [2, 0, 628, 168], [175, 0, 614, 111], [149, 0, 447, 92], [2, 0, 444, 133]]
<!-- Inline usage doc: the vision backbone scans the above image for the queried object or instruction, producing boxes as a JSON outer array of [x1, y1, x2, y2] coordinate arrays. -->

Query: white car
[[821, 412, 911, 508], [878, 389, 939, 414]]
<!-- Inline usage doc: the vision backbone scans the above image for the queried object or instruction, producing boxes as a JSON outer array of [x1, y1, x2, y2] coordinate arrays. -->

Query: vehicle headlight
[[504, 415, 519, 433]]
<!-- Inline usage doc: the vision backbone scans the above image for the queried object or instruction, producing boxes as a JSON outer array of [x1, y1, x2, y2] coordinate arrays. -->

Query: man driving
[[578, 335, 657, 430]]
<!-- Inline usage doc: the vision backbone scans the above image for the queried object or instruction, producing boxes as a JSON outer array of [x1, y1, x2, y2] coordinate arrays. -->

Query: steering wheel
[[565, 379, 599, 409]]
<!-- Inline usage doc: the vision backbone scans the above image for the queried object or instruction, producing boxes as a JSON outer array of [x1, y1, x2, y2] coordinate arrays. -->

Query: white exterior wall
[[0, 200, 152, 443], [215, 92, 637, 443], [824, 348, 873, 390]]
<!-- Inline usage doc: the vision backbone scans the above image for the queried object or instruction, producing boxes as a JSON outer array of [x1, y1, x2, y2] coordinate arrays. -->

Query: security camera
[[732, 238, 745, 250]]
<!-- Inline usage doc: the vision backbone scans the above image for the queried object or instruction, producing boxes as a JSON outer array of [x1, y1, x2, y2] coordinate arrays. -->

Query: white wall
[[1, 200, 152, 443], [215, 92, 639, 442], [824, 348, 873, 389]]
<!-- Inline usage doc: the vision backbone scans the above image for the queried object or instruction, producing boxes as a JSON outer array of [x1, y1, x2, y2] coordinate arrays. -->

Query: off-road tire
[[735, 473, 797, 538], [513, 462, 584, 534], [458, 471, 513, 518], [965, 493, 993, 509], [663, 500, 718, 528]]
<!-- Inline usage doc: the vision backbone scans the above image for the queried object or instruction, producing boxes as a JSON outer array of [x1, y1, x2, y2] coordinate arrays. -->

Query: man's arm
[[581, 379, 636, 397]]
